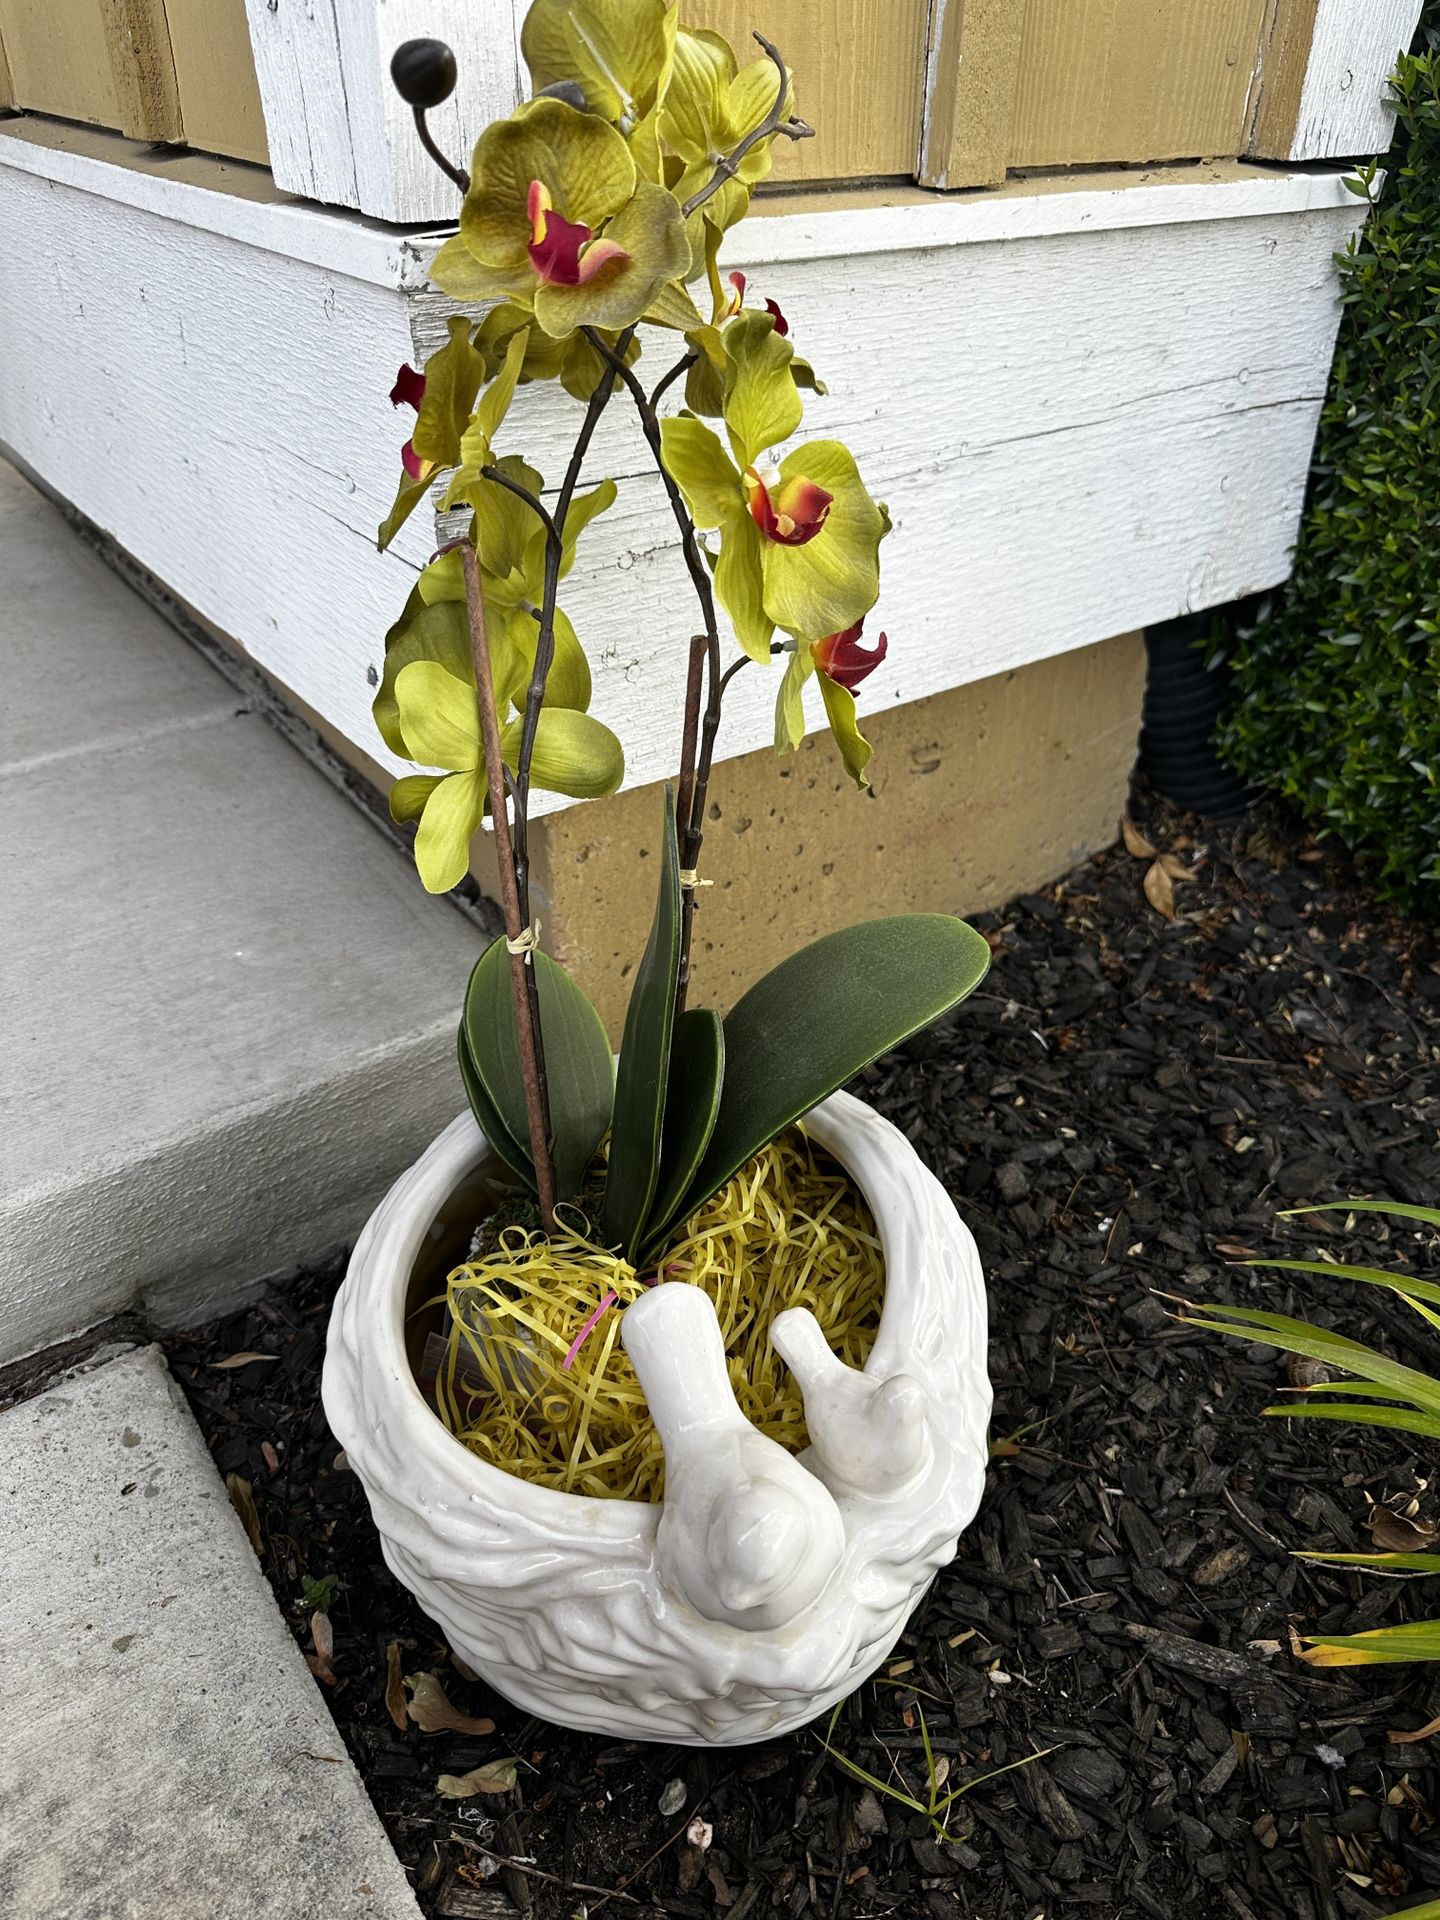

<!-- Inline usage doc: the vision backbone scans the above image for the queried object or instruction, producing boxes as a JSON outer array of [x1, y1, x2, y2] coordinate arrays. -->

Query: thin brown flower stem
[[680, 33, 812, 221], [458, 541, 557, 1233], [510, 327, 635, 924], [649, 350, 696, 410], [674, 632, 709, 852], [411, 105, 469, 195], [580, 327, 726, 1002]]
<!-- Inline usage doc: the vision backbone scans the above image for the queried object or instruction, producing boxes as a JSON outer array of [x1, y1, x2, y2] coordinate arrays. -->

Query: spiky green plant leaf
[[603, 788, 681, 1257], [675, 915, 990, 1225], [641, 1007, 725, 1261], [461, 939, 614, 1201]]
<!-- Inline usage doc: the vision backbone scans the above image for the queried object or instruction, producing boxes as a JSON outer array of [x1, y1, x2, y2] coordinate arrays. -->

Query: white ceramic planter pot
[[323, 1089, 991, 1746]]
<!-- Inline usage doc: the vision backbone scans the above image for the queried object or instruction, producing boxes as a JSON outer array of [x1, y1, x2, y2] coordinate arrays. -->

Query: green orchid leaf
[[497, 706, 624, 797], [817, 671, 875, 789], [658, 414, 741, 528], [462, 938, 614, 1201], [604, 787, 682, 1258], [722, 309, 802, 469], [761, 439, 884, 640], [458, 1023, 533, 1187], [676, 915, 991, 1225], [640, 1007, 725, 1260]]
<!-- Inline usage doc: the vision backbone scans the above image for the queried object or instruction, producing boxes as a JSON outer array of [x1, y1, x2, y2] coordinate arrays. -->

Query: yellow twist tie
[[505, 919, 542, 960], [678, 869, 713, 889]]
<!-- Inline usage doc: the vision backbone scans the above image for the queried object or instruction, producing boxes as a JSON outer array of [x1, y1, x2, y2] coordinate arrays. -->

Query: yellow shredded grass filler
[[431, 1127, 885, 1501]]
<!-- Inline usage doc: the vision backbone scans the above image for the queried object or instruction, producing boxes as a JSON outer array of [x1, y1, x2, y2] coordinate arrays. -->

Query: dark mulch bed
[[166, 793, 1440, 1920]]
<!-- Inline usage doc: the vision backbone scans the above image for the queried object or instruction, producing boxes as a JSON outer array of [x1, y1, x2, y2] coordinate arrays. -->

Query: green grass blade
[[1293, 1551, 1440, 1572], [932, 1747, 1055, 1815], [1183, 1309, 1440, 1413], [1282, 1200, 1440, 1229], [1262, 1402, 1440, 1439], [1247, 1257, 1440, 1308], [1301, 1620, 1440, 1666]]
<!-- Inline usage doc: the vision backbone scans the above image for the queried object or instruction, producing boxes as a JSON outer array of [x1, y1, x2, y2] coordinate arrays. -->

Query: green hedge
[[1217, 13, 1440, 913]]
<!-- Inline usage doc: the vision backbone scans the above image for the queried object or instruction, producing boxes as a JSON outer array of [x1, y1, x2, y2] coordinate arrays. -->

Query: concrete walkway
[[0, 1345, 421, 1919], [0, 458, 482, 1364]]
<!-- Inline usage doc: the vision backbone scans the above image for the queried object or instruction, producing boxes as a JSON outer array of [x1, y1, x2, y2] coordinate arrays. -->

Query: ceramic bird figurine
[[771, 1306, 931, 1497], [621, 1282, 846, 1630]]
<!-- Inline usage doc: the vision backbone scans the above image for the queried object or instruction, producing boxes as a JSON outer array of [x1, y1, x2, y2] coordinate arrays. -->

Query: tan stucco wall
[[527, 629, 1145, 1037]]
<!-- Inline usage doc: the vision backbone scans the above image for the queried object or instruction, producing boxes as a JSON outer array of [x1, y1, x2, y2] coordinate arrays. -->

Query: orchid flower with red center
[[660, 312, 885, 667], [526, 179, 630, 287], [428, 98, 689, 338], [724, 271, 790, 336], [770, 621, 890, 791], [742, 463, 832, 546], [812, 620, 888, 689], [390, 362, 433, 483]]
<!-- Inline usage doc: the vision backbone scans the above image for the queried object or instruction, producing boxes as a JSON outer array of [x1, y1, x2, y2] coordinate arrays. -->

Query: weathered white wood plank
[[1290, 0, 1423, 161], [241, 0, 525, 222], [0, 134, 1364, 817]]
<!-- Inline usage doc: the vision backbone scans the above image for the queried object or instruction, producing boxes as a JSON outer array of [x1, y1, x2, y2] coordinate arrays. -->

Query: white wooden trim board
[[0, 128, 1365, 816]]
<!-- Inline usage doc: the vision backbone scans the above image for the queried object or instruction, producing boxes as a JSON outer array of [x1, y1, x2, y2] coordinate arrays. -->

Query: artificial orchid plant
[[377, 1, 990, 1259]]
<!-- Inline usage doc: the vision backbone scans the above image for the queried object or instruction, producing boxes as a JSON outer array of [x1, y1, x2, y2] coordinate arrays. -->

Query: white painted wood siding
[[0, 133, 1364, 816], [1289, 0, 1423, 162], [242, 0, 525, 222]]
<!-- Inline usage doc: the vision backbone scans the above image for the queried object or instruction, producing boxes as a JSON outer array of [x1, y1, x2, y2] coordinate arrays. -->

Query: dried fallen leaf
[[436, 1758, 518, 1799], [306, 1609, 336, 1685], [1143, 859, 1177, 921], [405, 1670, 496, 1737], [209, 1351, 278, 1369], [1388, 1711, 1440, 1745], [1121, 816, 1158, 859], [385, 1642, 408, 1733], [261, 1440, 281, 1475], [1158, 852, 1194, 882], [1369, 1506, 1439, 1553], [225, 1473, 262, 1554]]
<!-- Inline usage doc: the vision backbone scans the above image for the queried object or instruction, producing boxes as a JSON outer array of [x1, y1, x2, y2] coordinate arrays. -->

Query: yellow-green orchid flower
[[389, 659, 624, 893], [661, 29, 788, 238], [377, 316, 487, 551], [429, 98, 688, 338], [774, 619, 889, 787], [659, 312, 884, 660], [521, 0, 677, 128]]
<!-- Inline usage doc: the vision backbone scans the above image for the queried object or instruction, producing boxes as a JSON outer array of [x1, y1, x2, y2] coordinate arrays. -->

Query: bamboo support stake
[[459, 542, 558, 1232]]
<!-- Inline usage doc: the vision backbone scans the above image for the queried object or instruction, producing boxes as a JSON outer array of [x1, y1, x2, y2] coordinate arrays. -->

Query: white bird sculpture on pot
[[324, 1089, 991, 1745]]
